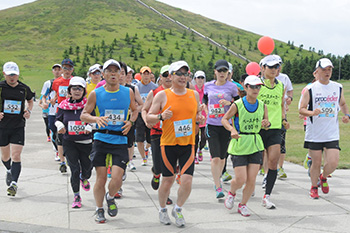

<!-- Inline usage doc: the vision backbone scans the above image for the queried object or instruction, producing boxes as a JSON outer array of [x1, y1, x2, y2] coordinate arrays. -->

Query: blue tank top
[[94, 85, 130, 144]]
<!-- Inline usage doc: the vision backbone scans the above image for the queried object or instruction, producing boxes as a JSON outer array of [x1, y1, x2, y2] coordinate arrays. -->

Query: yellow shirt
[[86, 83, 97, 97]]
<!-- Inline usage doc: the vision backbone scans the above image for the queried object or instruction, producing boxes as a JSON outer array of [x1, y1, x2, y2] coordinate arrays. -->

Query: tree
[[140, 50, 145, 58], [168, 53, 174, 64], [175, 41, 179, 50], [130, 45, 135, 57], [134, 52, 138, 61], [147, 48, 152, 54], [75, 46, 80, 56], [158, 47, 164, 56], [215, 47, 219, 55], [69, 46, 73, 55]]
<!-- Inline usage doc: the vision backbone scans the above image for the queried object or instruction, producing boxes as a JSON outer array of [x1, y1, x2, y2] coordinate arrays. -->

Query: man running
[[299, 58, 349, 199], [81, 59, 138, 223], [147, 61, 203, 227], [0, 62, 34, 196]]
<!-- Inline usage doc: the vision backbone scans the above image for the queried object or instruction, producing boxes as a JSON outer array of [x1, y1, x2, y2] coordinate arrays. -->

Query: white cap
[[194, 70, 206, 79], [52, 64, 62, 69], [259, 57, 266, 67], [228, 62, 233, 73], [127, 66, 134, 73], [69, 76, 86, 88], [315, 58, 333, 69], [3, 62, 19, 75], [168, 61, 189, 74], [244, 75, 263, 86], [103, 59, 121, 72], [273, 55, 283, 64], [88, 64, 101, 74], [261, 55, 279, 66]]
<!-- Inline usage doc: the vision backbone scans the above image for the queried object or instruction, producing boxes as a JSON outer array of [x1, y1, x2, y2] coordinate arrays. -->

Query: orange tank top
[[160, 88, 197, 146]]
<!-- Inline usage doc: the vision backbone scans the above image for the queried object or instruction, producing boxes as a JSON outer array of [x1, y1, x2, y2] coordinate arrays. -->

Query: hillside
[[0, 0, 326, 91]]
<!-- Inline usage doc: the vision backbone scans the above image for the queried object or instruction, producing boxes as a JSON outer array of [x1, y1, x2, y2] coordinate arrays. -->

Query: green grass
[[285, 80, 350, 168]]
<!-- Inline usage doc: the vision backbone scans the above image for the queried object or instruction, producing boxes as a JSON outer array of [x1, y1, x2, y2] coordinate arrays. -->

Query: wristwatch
[[158, 113, 163, 121], [129, 120, 135, 126]]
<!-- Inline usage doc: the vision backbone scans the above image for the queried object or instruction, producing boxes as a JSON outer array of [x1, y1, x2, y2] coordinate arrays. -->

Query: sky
[[1, 0, 349, 56]]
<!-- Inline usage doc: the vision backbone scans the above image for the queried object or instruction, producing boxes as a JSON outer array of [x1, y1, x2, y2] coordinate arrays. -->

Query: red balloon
[[258, 36, 275, 55], [245, 62, 261, 76]]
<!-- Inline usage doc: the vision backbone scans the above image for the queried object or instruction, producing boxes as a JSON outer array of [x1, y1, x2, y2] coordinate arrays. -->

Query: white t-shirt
[[276, 73, 293, 98], [40, 79, 58, 116], [304, 80, 342, 142]]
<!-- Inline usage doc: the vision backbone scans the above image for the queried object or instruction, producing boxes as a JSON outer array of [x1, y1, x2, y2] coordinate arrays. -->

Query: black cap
[[214, 59, 229, 70], [62, 58, 74, 67]]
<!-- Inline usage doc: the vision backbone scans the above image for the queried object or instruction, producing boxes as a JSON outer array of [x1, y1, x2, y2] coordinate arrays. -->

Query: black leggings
[[151, 134, 162, 175], [63, 139, 92, 193], [195, 127, 206, 153], [43, 117, 50, 137]]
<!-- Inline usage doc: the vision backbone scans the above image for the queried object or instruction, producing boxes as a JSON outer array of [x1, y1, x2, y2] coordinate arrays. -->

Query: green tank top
[[227, 98, 265, 156], [257, 78, 284, 129]]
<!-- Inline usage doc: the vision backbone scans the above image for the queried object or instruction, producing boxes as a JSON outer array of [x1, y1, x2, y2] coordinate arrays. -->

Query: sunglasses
[[217, 68, 228, 73], [161, 72, 169, 77], [92, 71, 101, 75], [266, 64, 280, 69], [9, 74, 17, 77], [63, 66, 73, 71], [196, 76, 205, 79], [248, 85, 261, 90], [172, 71, 189, 77], [71, 86, 84, 91]]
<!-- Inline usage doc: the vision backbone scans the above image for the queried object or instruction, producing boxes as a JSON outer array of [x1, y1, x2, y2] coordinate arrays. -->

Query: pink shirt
[[195, 84, 207, 128], [95, 80, 106, 89]]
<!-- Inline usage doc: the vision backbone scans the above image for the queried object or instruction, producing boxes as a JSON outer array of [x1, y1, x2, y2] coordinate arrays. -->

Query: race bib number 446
[[105, 109, 125, 125], [174, 119, 192, 137], [68, 121, 85, 135], [4, 100, 21, 114]]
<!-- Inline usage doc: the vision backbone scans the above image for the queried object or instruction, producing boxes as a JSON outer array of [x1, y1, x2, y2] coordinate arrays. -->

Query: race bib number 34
[[208, 104, 225, 118], [105, 109, 125, 125], [174, 119, 192, 138], [4, 100, 21, 114], [68, 121, 85, 135]]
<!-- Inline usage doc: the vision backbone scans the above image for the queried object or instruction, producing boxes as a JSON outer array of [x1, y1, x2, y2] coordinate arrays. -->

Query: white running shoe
[[172, 207, 185, 227], [141, 159, 147, 166], [54, 152, 60, 161], [159, 208, 171, 225], [262, 194, 276, 209], [238, 203, 251, 217], [128, 161, 136, 171], [224, 192, 235, 209]]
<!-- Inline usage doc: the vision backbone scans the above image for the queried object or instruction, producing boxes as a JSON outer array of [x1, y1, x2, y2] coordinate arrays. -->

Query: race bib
[[4, 100, 21, 114], [68, 121, 85, 135], [105, 109, 125, 125], [141, 93, 148, 103], [174, 119, 192, 138], [208, 104, 225, 118], [318, 102, 336, 118], [59, 86, 68, 97]]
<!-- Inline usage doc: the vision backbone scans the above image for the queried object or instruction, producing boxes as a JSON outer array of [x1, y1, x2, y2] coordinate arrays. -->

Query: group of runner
[[1, 54, 349, 226]]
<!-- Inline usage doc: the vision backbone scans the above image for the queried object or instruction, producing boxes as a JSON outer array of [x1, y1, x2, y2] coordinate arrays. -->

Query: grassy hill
[[0, 0, 320, 92]]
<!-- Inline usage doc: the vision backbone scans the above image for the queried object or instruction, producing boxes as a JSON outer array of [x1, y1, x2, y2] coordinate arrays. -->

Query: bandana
[[59, 97, 87, 110]]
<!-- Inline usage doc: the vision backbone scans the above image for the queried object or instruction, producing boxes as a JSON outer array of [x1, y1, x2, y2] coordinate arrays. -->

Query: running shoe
[[278, 167, 287, 179], [309, 186, 319, 199], [238, 203, 251, 217], [215, 186, 225, 199], [262, 194, 276, 209], [198, 150, 203, 161], [159, 208, 171, 225], [176, 174, 181, 185], [224, 191, 236, 209], [115, 188, 123, 199], [320, 174, 329, 194], [47, 136, 51, 142], [6, 170, 12, 186], [80, 179, 90, 191], [128, 161, 136, 171], [204, 145, 208, 150], [172, 207, 185, 227], [195, 157, 199, 164], [7, 182, 18, 196], [151, 175, 160, 190], [303, 154, 311, 169], [72, 195, 82, 208], [107, 166, 111, 178], [222, 171, 232, 182], [105, 192, 118, 217], [141, 159, 147, 166], [54, 152, 60, 161], [259, 168, 265, 175], [95, 208, 106, 223], [166, 197, 173, 205], [122, 171, 127, 181], [262, 175, 267, 189], [59, 163, 67, 173]]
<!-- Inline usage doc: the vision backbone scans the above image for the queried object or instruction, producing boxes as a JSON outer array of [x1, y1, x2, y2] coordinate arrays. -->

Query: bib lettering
[[105, 109, 125, 125], [208, 104, 224, 118], [59, 86, 68, 97], [68, 121, 85, 135], [174, 119, 192, 137], [4, 100, 21, 114]]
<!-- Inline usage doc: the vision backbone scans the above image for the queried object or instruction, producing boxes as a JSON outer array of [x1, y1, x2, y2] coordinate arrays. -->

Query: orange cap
[[134, 73, 142, 81], [140, 66, 151, 74]]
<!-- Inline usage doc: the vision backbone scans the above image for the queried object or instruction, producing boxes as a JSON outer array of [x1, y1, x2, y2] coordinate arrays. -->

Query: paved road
[[0, 104, 349, 233]]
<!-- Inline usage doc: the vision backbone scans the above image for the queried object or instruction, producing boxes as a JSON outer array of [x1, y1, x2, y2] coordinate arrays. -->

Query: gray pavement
[[0, 104, 349, 233]]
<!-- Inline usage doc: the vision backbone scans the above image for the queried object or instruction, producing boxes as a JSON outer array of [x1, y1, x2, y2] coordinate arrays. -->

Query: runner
[[0, 61, 34, 196], [86, 64, 102, 97], [193, 71, 207, 163], [258, 55, 289, 209], [55, 77, 92, 208], [299, 58, 349, 199], [147, 60, 203, 227], [126, 66, 134, 85], [81, 59, 138, 223], [222, 75, 269, 216], [203, 59, 239, 199], [41, 63, 62, 161], [38, 95, 51, 142], [51, 59, 75, 173], [135, 66, 158, 166]]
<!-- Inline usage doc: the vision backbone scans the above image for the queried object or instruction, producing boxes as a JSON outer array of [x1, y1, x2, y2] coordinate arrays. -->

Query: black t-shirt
[[0, 81, 34, 128]]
